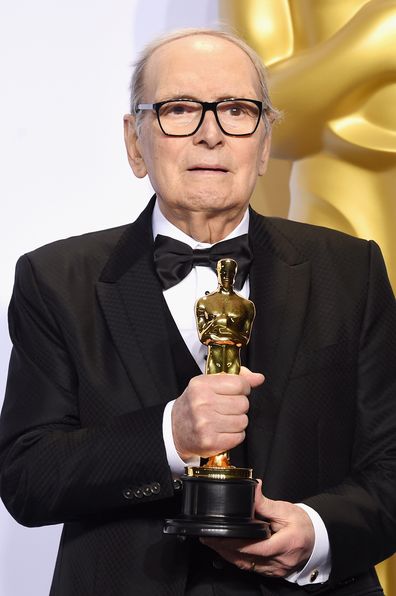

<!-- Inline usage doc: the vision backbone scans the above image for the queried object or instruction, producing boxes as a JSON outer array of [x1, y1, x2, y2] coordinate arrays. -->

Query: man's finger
[[239, 366, 265, 388]]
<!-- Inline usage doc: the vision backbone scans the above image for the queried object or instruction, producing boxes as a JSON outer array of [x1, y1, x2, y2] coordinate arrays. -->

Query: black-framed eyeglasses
[[135, 98, 263, 137]]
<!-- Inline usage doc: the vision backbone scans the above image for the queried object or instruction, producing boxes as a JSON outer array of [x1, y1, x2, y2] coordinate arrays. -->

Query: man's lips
[[187, 165, 229, 173]]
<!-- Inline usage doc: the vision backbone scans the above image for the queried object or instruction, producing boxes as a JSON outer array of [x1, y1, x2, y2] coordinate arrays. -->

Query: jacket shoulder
[[19, 225, 129, 281], [266, 216, 369, 255], [261, 216, 375, 273]]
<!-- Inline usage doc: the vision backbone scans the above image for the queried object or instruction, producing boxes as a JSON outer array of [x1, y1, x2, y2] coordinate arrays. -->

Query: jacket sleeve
[[303, 241, 396, 582], [0, 255, 176, 527]]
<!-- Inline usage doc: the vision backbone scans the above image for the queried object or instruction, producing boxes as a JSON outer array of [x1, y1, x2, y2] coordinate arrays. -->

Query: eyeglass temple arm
[[135, 103, 155, 112]]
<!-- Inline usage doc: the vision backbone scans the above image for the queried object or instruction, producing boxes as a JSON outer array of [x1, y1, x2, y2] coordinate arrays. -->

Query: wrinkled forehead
[[142, 35, 261, 102]]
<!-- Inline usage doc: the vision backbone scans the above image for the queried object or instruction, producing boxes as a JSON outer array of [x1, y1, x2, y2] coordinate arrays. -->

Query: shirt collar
[[152, 199, 249, 249]]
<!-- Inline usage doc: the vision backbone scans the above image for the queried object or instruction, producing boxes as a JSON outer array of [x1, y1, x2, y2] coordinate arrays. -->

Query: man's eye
[[221, 102, 257, 118], [161, 103, 197, 117], [228, 105, 244, 116], [170, 104, 187, 115]]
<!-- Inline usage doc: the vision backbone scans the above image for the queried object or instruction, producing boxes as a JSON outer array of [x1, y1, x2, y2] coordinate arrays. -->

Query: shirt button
[[310, 569, 319, 582]]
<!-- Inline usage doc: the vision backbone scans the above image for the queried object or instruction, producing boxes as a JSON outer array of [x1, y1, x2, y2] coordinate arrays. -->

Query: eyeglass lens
[[158, 100, 260, 136]]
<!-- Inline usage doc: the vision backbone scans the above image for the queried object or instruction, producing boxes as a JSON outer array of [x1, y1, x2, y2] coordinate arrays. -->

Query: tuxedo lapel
[[96, 197, 180, 408], [246, 210, 311, 480]]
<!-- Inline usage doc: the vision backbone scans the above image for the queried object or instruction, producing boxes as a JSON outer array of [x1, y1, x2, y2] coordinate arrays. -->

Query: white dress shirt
[[152, 200, 331, 585]]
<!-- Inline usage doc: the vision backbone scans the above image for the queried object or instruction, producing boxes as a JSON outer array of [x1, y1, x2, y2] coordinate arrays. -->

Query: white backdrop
[[0, 1, 219, 593]]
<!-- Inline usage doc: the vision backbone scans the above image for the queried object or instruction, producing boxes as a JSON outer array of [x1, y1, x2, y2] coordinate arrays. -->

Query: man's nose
[[193, 109, 224, 147]]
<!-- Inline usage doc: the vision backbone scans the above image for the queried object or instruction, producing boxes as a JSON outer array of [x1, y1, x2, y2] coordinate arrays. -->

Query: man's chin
[[181, 193, 242, 213]]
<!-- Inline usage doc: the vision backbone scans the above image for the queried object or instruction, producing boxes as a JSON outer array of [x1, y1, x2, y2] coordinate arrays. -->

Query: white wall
[[0, 2, 219, 593]]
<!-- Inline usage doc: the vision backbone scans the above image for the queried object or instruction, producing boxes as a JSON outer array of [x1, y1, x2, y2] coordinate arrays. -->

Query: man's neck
[[168, 212, 244, 244], [152, 199, 249, 246]]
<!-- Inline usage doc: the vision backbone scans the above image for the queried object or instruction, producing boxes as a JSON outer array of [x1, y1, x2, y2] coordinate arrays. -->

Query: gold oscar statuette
[[164, 259, 270, 538]]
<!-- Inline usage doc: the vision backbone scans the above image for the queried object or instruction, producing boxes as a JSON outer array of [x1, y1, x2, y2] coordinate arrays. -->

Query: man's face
[[124, 35, 270, 224]]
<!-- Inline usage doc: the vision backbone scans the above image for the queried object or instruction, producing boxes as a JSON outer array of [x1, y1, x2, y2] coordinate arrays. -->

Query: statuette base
[[163, 473, 270, 539]]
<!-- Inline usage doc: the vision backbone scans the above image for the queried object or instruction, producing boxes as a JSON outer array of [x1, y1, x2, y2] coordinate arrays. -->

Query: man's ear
[[123, 114, 147, 178], [258, 133, 271, 176]]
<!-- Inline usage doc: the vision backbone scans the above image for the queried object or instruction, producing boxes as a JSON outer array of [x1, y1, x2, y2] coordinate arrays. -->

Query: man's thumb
[[254, 479, 276, 519], [240, 366, 265, 387]]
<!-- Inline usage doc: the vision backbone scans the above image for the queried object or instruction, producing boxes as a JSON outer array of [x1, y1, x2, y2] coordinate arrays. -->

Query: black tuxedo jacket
[[0, 198, 395, 596]]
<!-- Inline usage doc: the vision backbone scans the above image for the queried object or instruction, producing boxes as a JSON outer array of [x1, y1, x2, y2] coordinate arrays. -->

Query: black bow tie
[[153, 233, 252, 291]]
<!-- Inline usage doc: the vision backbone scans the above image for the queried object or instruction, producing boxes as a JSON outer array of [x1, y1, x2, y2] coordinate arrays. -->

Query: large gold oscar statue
[[195, 258, 255, 468], [163, 260, 270, 539], [220, 0, 396, 591], [221, 0, 396, 292]]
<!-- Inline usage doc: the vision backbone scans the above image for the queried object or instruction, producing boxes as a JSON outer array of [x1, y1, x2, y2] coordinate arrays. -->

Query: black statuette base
[[164, 475, 270, 539]]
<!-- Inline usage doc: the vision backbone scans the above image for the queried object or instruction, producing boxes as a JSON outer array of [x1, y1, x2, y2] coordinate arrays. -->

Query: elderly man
[[1, 28, 395, 596]]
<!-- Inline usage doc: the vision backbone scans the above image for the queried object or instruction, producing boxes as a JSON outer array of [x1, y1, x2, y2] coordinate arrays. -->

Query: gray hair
[[129, 27, 281, 135]]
